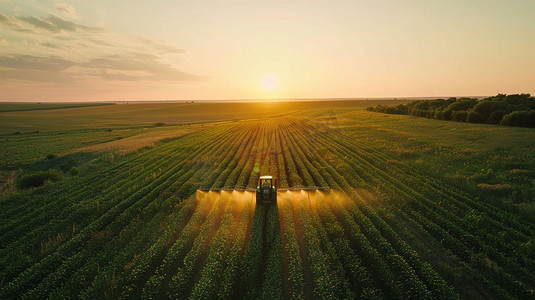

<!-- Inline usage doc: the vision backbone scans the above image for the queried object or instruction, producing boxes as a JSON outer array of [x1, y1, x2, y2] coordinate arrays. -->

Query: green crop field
[[1, 102, 534, 299]]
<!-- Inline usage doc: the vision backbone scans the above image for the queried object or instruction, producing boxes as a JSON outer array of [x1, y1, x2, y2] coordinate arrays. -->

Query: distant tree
[[419, 109, 427, 118], [453, 110, 468, 122], [524, 111, 535, 128], [442, 109, 453, 120], [368, 93, 535, 128], [502, 93, 532, 105], [473, 101, 505, 121], [385, 106, 398, 114], [467, 111, 484, 123], [411, 100, 429, 111], [394, 104, 408, 114], [500, 111, 528, 127], [487, 110, 506, 124], [445, 98, 478, 111]]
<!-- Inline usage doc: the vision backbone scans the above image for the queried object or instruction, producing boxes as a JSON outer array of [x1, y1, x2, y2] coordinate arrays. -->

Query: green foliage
[[69, 166, 79, 176], [16, 169, 64, 189], [467, 111, 484, 123], [368, 93, 535, 128], [442, 109, 453, 120], [499, 110, 535, 128], [445, 98, 478, 112], [453, 110, 468, 122], [1, 110, 534, 300], [487, 110, 506, 124], [500, 111, 528, 127], [60, 159, 77, 173]]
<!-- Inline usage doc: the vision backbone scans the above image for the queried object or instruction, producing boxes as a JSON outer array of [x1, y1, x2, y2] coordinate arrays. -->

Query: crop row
[[2, 117, 533, 298]]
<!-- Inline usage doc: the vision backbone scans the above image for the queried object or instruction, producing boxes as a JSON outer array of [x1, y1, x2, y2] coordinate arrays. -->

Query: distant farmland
[[0, 102, 534, 299]]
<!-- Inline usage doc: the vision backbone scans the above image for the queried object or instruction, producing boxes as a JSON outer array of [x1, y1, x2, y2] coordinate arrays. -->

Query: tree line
[[367, 94, 535, 128]]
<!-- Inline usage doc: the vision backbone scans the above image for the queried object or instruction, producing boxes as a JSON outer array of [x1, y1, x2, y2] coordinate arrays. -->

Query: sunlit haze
[[262, 75, 279, 92], [0, 1, 534, 101]]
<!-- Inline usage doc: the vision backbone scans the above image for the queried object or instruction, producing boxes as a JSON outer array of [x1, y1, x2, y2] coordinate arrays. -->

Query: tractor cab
[[256, 175, 277, 205]]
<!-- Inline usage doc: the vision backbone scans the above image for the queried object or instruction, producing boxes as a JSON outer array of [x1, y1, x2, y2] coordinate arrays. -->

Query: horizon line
[[0, 95, 504, 104]]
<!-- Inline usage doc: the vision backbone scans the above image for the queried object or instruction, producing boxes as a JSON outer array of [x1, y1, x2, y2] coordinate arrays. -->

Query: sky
[[0, 0, 534, 102]]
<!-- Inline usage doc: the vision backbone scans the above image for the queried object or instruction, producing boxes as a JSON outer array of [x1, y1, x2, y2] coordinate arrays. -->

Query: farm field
[[1, 102, 534, 299]]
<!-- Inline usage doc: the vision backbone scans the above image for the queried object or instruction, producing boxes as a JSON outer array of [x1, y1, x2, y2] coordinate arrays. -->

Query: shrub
[[17, 169, 64, 189], [60, 159, 77, 173], [500, 111, 528, 127], [69, 166, 79, 176], [524, 111, 535, 128], [445, 98, 478, 111], [441, 109, 453, 120], [487, 110, 506, 124], [453, 110, 468, 122], [473, 100, 505, 120], [375, 105, 386, 113], [155, 122, 166, 127], [385, 106, 406, 114], [395, 104, 408, 114], [466, 111, 484, 123], [46, 154, 56, 160]]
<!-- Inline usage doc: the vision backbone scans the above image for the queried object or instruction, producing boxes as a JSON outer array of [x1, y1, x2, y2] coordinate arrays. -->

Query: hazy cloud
[[20, 14, 101, 33], [0, 8, 201, 86], [0, 68, 75, 83], [0, 13, 18, 28], [0, 55, 76, 83], [0, 13, 101, 33], [18, 15, 58, 32], [87, 38, 114, 47], [84, 53, 202, 81], [0, 55, 74, 71], [0, 14, 9, 23], [55, 3, 79, 19], [0, 53, 201, 83], [13, 7, 26, 13], [41, 42, 60, 48], [135, 36, 186, 54]]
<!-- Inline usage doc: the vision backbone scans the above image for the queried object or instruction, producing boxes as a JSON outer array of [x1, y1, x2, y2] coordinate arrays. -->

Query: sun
[[261, 75, 279, 92]]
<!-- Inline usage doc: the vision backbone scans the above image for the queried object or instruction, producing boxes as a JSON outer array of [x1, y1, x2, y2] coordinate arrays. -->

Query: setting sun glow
[[262, 76, 279, 92]]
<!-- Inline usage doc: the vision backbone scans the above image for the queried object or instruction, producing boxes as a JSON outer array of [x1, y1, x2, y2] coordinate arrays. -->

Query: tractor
[[197, 174, 329, 205], [256, 175, 278, 205]]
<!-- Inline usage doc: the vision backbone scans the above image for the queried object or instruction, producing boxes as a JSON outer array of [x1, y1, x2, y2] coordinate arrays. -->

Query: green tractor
[[198, 174, 329, 205], [256, 175, 278, 205]]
